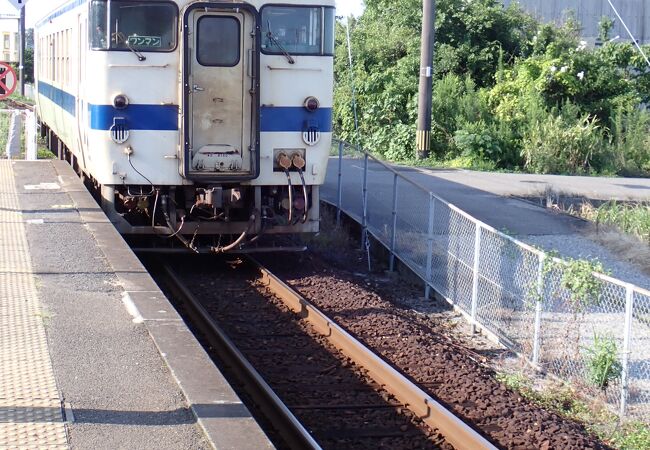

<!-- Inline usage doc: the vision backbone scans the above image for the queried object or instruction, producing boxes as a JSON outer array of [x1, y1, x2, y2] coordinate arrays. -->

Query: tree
[[334, 0, 650, 174]]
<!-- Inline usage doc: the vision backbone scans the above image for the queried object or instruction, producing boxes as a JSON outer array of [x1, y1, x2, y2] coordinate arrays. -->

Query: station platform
[[0, 160, 272, 449]]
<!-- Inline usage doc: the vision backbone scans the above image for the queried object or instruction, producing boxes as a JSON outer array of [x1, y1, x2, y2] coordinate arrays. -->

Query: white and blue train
[[34, 0, 335, 251]]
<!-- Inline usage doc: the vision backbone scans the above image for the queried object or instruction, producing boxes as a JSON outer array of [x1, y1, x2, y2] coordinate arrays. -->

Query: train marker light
[[304, 96, 319, 112], [113, 94, 129, 109]]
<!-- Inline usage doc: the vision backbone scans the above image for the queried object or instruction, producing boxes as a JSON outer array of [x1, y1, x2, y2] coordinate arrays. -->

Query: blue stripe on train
[[38, 81, 179, 131], [38, 82, 76, 116], [38, 81, 332, 133], [89, 104, 179, 131], [260, 106, 333, 133]]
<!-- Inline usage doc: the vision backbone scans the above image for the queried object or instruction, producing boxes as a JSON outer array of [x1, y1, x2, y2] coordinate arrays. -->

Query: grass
[[37, 147, 56, 159], [0, 113, 10, 154], [609, 422, 650, 450], [576, 201, 650, 244], [496, 371, 650, 450]]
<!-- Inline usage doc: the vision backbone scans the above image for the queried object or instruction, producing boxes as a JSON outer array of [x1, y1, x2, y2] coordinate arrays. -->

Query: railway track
[[160, 257, 495, 450], [2, 98, 34, 110]]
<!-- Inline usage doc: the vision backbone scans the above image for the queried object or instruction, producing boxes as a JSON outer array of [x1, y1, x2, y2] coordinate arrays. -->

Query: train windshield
[[261, 6, 335, 56], [90, 1, 178, 51]]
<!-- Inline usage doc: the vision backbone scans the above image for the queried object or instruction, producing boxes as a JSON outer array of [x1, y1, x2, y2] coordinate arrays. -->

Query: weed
[[495, 370, 649, 449], [593, 202, 650, 244], [609, 422, 650, 450], [496, 371, 593, 418], [37, 147, 56, 159], [541, 254, 608, 312], [496, 371, 530, 392], [34, 309, 55, 328], [561, 257, 608, 310], [583, 333, 623, 390]]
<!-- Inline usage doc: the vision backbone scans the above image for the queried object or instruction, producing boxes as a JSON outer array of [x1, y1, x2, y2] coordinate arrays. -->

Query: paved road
[[323, 158, 650, 289], [399, 167, 650, 201], [323, 158, 594, 236]]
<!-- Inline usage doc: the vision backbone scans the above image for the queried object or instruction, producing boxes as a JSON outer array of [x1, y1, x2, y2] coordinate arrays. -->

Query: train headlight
[[304, 96, 320, 112], [113, 94, 129, 110]]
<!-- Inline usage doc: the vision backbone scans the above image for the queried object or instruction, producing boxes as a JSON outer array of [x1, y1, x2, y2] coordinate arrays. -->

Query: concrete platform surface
[[1, 160, 273, 450]]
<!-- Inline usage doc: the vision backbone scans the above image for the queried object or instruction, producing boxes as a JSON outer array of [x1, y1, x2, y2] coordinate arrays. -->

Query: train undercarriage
[[41, 124, 319, 253]]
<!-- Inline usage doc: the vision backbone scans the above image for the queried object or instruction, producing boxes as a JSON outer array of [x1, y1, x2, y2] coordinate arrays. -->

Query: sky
[[335, 0, 365, 18], [0, 0, 365, 27]]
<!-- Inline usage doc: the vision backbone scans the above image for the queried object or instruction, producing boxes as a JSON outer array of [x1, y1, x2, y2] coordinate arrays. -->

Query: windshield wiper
[[266, 21, 295, 64], [113, 31, 147, 62]]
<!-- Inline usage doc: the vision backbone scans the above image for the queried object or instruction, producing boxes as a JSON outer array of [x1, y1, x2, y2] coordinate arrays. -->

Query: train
[[34, 0, 335, 252]]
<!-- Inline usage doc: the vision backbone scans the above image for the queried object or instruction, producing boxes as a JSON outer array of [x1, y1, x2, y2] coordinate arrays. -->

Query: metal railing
[[326, 139, 650, 422]]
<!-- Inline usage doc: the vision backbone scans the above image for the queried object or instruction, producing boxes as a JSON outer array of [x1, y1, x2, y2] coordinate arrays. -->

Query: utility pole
[[416, 0, 436, 159], [19, 2, 25, 96]]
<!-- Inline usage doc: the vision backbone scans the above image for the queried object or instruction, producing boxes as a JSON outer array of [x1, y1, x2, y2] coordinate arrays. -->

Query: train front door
[[184, 6, 258, 181]]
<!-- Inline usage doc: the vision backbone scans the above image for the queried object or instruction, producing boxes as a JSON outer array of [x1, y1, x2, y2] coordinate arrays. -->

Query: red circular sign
[[0, 62, 17, 100]]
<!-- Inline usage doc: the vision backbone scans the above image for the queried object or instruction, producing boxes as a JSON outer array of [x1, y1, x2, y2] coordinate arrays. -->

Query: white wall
[[0, 18, 18, 62]]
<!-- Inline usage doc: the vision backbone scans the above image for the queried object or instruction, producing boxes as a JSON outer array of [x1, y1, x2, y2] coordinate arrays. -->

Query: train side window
[[196, 16, 240, 67]]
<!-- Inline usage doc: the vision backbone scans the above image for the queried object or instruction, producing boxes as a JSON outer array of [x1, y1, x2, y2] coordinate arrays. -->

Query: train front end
[[85, 0, 334, 251]]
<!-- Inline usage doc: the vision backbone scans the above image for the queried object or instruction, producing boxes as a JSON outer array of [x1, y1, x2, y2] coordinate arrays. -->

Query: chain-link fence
[[326, 139, 650, 422]]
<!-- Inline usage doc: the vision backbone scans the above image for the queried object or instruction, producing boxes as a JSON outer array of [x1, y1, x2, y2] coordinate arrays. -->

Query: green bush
[[334, 0, 650, 174], [453, 122, 501, 160]]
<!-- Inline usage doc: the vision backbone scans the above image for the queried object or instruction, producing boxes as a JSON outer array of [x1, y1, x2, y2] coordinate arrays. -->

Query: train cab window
[[90, 1, 178, 51], [196, 16, 240, 67], [261, 6, 335, 56]]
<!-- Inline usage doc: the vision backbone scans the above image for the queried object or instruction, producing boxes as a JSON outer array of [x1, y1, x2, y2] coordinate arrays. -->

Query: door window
[[197, 16, 240, 67]]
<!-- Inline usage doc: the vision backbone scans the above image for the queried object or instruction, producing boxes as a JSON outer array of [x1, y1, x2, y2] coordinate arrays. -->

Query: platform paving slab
[[4, 160, 273, 450], [0, 160, 68, 449]]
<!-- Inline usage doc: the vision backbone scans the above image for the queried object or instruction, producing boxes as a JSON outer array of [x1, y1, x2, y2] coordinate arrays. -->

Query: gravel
[[260, 250, 613, 450], [523, 233, 650, 291], [178, 261, 452, 450]]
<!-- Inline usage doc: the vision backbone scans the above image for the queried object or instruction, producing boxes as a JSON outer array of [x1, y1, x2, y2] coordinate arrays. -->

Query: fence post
[[424, 193, 435, 299], [5, 111, 22, 159], [620, 284, 635, 418], [470, 224, 482, 333], [336, 141, 344, 227], [361, 153, 369, 249], [389, 173, 398, 272], [532, 253, 545, 365], [25, 111, 37, 161]]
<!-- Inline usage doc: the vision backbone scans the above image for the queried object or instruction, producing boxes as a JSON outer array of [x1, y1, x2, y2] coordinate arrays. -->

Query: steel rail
[[161, 265, 322, 450], [3, 98, 34, 111], [252, 258, 499, 450]]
